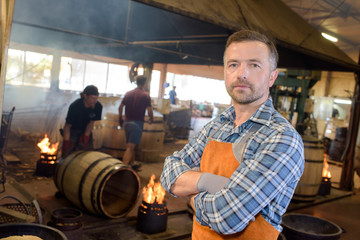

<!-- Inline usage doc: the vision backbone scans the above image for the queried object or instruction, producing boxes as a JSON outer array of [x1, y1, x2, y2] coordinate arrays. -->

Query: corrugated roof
[[135, 0, 360, 71], [10, 0, 360, 72]]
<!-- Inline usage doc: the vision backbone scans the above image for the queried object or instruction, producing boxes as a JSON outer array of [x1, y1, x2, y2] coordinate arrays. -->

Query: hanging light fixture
[[321, 32, 338, 42]]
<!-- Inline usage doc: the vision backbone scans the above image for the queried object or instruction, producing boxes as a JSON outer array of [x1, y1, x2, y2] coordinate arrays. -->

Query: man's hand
[[62, 140, 73, 157], [80, 134, 90, 150], [188, 194, 196, 212], [119, 118, 124, 127], [197, 173, 229, 194]]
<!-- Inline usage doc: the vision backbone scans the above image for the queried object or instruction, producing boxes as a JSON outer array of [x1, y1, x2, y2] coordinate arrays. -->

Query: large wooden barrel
[[54, 151, 141, 218], [102, 112, 165, 161], [293, 136, 324, 202], [102, 113, 126, 158], [92, 120, 104, 150]]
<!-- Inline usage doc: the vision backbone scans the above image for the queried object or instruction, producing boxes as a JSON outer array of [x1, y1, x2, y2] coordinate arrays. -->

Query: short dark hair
[[136, 75, 147, 86], [82, 85, 99, 96], [224, 29, 279, 70]]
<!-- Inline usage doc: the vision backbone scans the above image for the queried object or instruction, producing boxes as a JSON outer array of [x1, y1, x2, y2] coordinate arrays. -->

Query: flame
[[322, 154, 332, 179], [37, 134, 59, 155], [142, 174, 166, 204]]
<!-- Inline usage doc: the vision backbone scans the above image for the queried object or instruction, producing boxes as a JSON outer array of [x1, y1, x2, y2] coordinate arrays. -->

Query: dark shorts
[[124, 121, 144, 144]]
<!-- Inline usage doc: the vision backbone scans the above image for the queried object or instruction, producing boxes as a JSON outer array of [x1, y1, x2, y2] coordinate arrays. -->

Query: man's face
[[224, 41, 278, 106], [83, 94, 98, 109]]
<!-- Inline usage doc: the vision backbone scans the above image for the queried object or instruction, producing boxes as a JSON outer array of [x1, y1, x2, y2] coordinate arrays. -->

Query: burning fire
[[142, 174, 165, 204], [37, 134, 59, 155], [322, 154, 332, 180]]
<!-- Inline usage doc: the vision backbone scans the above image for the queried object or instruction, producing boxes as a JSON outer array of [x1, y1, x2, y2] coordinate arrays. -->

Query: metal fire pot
[[48, 207, 83, 240], [318, 177, 331, 196], [35, 153, 58, 177], [137, 200, 168, 234]]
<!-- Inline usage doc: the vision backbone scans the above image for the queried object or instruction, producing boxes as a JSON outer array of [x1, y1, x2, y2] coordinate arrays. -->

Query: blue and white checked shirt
[[160, 98, 304, 234]]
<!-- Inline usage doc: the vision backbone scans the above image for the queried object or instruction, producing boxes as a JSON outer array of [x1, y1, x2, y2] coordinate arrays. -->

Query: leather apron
[[192, 123, 279, 240]]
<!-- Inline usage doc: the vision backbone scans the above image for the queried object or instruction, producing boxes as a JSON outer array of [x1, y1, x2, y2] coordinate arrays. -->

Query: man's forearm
[[171, 170, 202, 197], [63, 124, 71, 141], [84, 121, 94, 136]]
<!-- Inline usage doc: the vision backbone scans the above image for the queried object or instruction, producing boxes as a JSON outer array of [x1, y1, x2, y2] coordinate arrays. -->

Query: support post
[[340, 69, 360, 190]]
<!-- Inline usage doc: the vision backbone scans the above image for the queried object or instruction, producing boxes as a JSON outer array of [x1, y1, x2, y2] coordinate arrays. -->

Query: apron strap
[[206, 123, 224, 144], [233, 122, 262, 164]]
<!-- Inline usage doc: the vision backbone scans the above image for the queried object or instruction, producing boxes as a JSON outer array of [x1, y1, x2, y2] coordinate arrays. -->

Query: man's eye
[[228, 63, 237, 68], [251, 63, 260, 68]]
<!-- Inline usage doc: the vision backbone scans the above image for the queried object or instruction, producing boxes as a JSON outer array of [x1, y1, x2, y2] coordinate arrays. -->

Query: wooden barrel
[[54, 151, 140, 218], [293, 136, 324, 202], [137, 129, 165, 162], [102, 112, 165, 161], [92, 120, 104, 150], [102, 113, 126, 158]]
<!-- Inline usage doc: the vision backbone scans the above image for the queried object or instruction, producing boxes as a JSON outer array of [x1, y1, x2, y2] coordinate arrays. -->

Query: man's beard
[[227, 81, 265, 104]]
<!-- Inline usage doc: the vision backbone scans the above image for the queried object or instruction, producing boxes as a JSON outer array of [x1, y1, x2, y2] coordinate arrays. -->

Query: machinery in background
[[157, 99, 192, 141], [270, 70, 321, 138]]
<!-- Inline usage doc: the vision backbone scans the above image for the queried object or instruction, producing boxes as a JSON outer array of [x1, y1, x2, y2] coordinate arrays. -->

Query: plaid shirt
[[161, 98, 304, 234]]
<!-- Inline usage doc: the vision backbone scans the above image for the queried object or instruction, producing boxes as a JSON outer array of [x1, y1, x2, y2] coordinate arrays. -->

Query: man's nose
[[237, 63, 248, 79]]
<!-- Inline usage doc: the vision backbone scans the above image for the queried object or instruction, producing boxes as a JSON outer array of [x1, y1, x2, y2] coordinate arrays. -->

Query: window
[[59, 57, 85, 91], [150, 70, 160, 98], [6, 49, 24, 85], [84, 60, 107, 93], [165, 72, 230, 104], [6, 49, 53, 87], [106, 64, 133, 95], [59, 57, 141, 95]]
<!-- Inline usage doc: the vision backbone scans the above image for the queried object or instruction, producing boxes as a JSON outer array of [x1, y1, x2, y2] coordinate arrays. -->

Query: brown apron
[[192, 124, 279, 240]]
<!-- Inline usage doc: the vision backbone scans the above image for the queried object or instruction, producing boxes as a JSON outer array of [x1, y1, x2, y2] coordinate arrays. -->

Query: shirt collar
[[219, 97, 275, 126]]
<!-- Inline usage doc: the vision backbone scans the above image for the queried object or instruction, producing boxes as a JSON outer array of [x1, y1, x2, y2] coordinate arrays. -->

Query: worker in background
[[61, 85, 103, 158], [161, 29, 304, 239], [119, 75, 154, 170], [169, 86, 177, 104]]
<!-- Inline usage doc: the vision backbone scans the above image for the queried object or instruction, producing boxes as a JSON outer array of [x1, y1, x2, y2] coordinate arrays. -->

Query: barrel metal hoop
[[297, 182, 321, 187], [101, 146, 126, 151], [58, 151, 86, 193], [94, 163, 130, 216], [302, 140, 323, 144], [78, 156, 117, 212], [304, 146, 324, 149], [304, 159, 324, 163], [143, 130, 164, 133], [293, 193, 317, 198]]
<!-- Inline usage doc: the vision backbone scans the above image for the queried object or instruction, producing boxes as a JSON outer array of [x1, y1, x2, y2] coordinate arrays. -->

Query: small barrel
[[54, 151, 141, 218], [293, 136, 324, 202], [137, 117, 165, 162], [48, 208, 83, 240]]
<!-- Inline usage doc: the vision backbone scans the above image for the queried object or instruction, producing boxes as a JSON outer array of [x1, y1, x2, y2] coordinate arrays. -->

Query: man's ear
[[269, 70, 278, 87]]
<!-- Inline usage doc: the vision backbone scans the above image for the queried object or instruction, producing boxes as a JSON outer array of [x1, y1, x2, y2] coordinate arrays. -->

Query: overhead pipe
[[128, 38, 226, 45]]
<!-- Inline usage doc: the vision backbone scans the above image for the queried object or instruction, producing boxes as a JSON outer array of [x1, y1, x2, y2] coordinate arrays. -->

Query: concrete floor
[[1, 135, 360, 239]]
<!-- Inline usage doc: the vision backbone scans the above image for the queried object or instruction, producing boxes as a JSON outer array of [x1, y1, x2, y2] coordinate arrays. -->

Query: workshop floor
[[1, 136, 360, 239]]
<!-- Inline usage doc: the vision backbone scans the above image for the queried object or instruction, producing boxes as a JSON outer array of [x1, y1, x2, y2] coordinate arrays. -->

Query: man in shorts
[[118, 75, 154, 170]]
